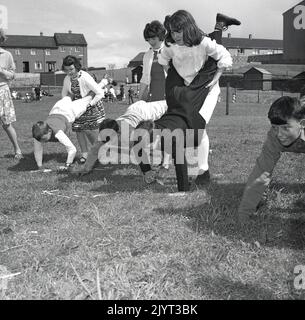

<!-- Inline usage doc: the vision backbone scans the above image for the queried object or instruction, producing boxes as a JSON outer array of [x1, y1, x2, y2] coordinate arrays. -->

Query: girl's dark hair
[[164, 10, 204, 47], [62, 55, 82, 71], [268, 96, 305, 125], [143, 20, 166, 41]]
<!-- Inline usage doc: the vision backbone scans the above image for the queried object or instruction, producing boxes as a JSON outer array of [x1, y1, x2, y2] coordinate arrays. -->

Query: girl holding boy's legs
[[164, 13, 240, 184]]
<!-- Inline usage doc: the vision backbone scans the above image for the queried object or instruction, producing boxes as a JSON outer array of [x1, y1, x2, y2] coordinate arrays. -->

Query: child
[[160, 11, 239, 185], [0, 28, 23, 159], [238, 95, 305, 223], [32, 94, 94, 170], [136, 12, 238, 190], [70, 99, 169, 175], [61, 55, 106, 164], [139, 20, 167, 102]]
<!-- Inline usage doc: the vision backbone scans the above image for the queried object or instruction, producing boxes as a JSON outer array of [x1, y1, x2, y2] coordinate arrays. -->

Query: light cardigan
[[0, 47, 15, 86], [62, 70, 104, 106], [140, 43, 167, 86], [158, 37, 232, 86]]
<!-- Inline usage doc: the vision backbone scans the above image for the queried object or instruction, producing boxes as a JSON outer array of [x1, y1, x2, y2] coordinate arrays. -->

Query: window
[[237, 48, 245, 54], [45, 49, 51, 56], [60, 46, 65, 52], [31, 49, 36, 55], [15, 49, 20, 55], [35, 61, 42, 70], [75, 47, 80, 52]]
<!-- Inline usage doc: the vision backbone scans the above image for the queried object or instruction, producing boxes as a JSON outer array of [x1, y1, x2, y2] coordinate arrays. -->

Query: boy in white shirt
[[32, 94, 94, 170]]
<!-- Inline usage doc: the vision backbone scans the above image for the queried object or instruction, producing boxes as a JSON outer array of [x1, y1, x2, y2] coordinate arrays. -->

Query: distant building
[[1, 31, 88, 73], [243, 67, 272, 91], [283, 0, 305, 63]]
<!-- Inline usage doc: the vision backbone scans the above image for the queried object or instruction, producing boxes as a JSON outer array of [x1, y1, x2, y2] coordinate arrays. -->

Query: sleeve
[[83, 72, 104, 106], [33, 138, 43, 168], [61, 76, 71, 98], [158, 46, 173, 66], [99, 78, 109, 89], [0, 52, 15, 80], [202, 37, 232, 69], [54, 130, 77, 165], [238, 130, 283, 215], [140, 51, 151, 85]]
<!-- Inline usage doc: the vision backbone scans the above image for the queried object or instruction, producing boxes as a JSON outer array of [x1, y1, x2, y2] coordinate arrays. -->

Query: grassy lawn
[[0, 93, 304, 300]]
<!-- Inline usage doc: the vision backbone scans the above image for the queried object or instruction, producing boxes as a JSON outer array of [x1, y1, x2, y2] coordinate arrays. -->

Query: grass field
[[0, 93, 305, 300]]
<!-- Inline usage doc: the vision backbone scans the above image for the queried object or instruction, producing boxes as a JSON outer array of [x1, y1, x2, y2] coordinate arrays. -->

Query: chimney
[[249, 34, 253, 39], [228, 33, 231, 38], [68, 30, 72, 34], [40, 32, 43, 36]]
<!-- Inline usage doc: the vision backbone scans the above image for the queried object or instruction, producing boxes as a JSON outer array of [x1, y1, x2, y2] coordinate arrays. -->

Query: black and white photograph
[[0, 0, 305, 305]]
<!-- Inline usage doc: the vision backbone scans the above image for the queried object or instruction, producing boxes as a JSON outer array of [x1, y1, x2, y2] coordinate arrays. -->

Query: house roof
[[234, 64, 305, 78], [128, 52, 145, 67], [54, 33, 87, 46], [1, 32, 87, 48], [222, 37, 283, 50], [283, 0, 305, 15], [245, 67, 272, 75], [1, 35, 57, 48]]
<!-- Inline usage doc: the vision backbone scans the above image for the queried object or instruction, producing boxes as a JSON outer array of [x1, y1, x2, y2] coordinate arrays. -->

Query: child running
[[238, 94, 305, 223]]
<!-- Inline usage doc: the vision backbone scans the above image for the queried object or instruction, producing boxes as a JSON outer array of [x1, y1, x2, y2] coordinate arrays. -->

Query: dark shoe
[[216, 13, 241, 30], [195, 170, 210, 185], [78, 156, 87, 164]]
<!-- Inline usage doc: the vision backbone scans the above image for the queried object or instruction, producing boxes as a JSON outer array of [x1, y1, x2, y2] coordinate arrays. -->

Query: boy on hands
[[238, 95, 305, 224], [32, 94, 94, 171]]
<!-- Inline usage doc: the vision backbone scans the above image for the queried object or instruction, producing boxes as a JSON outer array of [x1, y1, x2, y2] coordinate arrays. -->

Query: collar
[[0, 47, 6, 53], [150, 42, 164, 52]]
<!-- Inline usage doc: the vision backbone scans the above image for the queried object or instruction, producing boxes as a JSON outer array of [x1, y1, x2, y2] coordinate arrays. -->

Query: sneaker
[[194, 170, 210, 186], [216, 13, 241, 30]]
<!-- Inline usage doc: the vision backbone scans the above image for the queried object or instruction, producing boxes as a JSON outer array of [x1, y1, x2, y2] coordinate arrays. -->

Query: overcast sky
[[0, 0, 301, 68]]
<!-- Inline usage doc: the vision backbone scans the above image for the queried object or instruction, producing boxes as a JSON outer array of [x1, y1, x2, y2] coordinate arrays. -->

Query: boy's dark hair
[[164, 10, 204, 47], [135, 120, 156, 143], [98, 119, 120, 143], [268, 96, 305, 125], [143, 20, 166, 41], [32, 121, 50, 141], [99, 118, 120, 132], [62, 55, 82, 71]]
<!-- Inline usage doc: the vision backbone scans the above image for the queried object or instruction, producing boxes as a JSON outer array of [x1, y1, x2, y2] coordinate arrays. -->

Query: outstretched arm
[[33, 139, 44, 169], [54, 130, 77, 166], [238, 129, 283, 220]]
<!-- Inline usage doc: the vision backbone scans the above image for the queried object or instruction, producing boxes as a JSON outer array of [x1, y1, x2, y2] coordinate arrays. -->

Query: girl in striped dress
[[61, 55, 106, 163]]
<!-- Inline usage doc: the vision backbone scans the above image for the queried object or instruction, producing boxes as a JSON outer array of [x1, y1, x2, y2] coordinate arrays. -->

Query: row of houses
[[2, 31, 87, 73]]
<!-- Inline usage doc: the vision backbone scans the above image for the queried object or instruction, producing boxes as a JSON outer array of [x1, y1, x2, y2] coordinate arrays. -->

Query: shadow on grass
[[7, 152, 66, 172], [194, 275, 277, 300], [154, 181, 305, 251], [58, 163, 181, 194]]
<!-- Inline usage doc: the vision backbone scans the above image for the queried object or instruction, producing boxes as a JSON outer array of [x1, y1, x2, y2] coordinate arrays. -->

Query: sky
[[0, 0, 302, 68]]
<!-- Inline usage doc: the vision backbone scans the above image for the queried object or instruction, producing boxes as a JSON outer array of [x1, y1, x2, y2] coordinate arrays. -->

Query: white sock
[[197, 131, 209, 174]]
